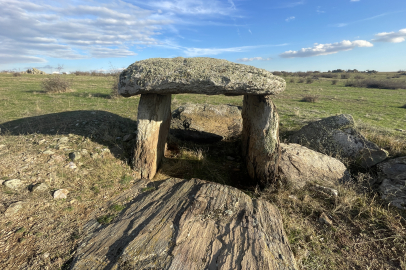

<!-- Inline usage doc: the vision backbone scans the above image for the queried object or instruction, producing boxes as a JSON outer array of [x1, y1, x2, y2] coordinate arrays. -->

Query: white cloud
[[316, 6, 325, 14], [330, 12, 396, 27], [236, 57, 272, 62], [373, 29, 406, 43], [285, 16, 295, 22], [183, 46, 258, 57], [280, 40, 373, 58], [350, 0, 360, 2]]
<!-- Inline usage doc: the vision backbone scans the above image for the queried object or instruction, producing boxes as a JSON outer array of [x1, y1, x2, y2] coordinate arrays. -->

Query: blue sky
[[1, 0, 405, 73]]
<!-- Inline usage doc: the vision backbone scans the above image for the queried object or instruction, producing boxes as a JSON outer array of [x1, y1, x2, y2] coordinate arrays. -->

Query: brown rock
[[242, 95, 280, 186], [133, 94, 172, 179], [279, 143, 349, 188], [71, 178, 297, 270], [170, 103, 242, 142], [53, 189, 69, 199]]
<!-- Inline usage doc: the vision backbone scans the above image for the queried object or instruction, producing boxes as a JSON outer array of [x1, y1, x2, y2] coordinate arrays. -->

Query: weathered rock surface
[[290, 114, 388, 167], [133, 94, 172, 179], [377, 156, 406, 210], [119, 57, 286, 96], [53, 189, 69, 199], [3, 179, 23, 190], [71, 178, 297, 270], [170, 104, 242, 143], [242, 95, 280, 186], [279, 143, 349, 188], [4, 201, 25, 217], [26, 68, 46, 74]]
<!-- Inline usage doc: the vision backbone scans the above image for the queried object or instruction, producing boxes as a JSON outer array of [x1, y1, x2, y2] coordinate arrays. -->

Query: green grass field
[[0, 72, 405, 269]]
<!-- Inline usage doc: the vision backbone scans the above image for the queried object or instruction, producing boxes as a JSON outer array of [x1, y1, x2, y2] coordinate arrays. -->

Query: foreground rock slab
[[290, 114, 388, 167], [71, 178, 297, 270], [378, 156, 406, 210], [170, 104, 242, 142], [119, 57, 286, 96], [279, 143, 349, 188]]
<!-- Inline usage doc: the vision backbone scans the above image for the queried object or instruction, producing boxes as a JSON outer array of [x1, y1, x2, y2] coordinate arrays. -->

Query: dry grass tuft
[[13, 72, 21, 77], [41, 75, 72, 93], [301, 95, 319, 103]]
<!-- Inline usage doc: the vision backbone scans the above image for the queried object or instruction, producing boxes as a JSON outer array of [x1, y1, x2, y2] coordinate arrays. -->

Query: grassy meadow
[[0, 71, 405, 269]]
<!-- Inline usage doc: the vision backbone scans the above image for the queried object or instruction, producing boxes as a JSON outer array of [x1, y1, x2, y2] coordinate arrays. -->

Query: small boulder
[[170, 104, 242, 143], [290, 114, 388, 167], [279, 143, 349, 189], [5, 202, 25, 217], [377, 156, 406, 210], [3, 179, 23, 190], [53, 189, 69, 199], [26, 68, 46, 74], [43, 150, 55, 155], [32, 183, 48, 193]]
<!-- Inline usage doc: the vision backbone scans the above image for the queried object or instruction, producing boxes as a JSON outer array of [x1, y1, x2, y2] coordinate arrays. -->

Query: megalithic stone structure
[[118, 57, 286, 184]]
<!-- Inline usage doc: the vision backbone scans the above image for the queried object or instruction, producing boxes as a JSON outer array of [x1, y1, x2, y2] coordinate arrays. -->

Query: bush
[[341, 74, 350, 79], [41, 75, 72, 93], [301, 95, 319, 103], [13, 72, 21, 77], [297, 78, 305, 83], [354, 75, 364, 80], [331, 79, 338, 85], [306, 78, 314, 84], [321, 73, 338, 78], [345, 79, 406, 89], [289, 78, 295, 83], [110, 75, 121, 98], [402, 104, 406, 108]]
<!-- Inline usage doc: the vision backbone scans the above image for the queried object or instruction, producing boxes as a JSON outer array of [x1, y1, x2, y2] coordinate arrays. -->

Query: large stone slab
[[133, 94, 172, 179], [377, 156, 406, 210], [71, 178, 298, 270], [279, 143, 350, 188], [119, 57, 286, 96], [170, 103, 242, 143], [242, 95, 280, 186], [290, 114, 388, 167]]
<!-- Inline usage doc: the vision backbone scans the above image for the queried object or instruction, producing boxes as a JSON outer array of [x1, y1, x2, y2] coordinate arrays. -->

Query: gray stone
[[290, 114, 388, 167], [32, 183, 48, 193], [3, 179, 23, 190], [119, 57, 286, 96], [5, 201, 25, 217], [133, 94, 172, 179], [170, 104, 242, 142], [53, 189, 69, 199], [242, 95, 280, 186], [377, 156, 406, 210], [42, 150, 55, 155], [71, 178, 298, 270], [26, 68, 46, 74], [279, 143, 349, 189]]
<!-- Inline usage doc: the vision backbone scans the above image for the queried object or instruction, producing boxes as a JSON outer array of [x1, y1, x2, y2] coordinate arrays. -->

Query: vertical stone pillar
[[242, 95, 280, 186], [133, 94, 172, 179]]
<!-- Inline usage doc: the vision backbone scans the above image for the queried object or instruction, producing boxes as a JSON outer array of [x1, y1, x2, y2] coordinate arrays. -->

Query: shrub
[[110, 75, 121, 98], [321, 73, 338, 78], [345, 79, 406, 89], [402, 104, 406, 108], [306, 78, 314, 84], [13, 72, 21, 77], [297, 78, 305, 83], [301, 95, 319, 103], [341, 74, 350, 79], [331, 80, 338, 85], [289, 78, 295, 83], [41, 75, 72, 93], [354, 75, 364, 80]]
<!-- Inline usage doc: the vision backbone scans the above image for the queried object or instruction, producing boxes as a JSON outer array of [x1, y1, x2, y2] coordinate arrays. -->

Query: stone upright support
[[242, 95, 280, 186], [133, 94, 172, 179]]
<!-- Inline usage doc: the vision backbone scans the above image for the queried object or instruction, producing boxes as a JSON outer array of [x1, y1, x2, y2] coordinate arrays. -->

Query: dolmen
[[118, 57, 286, 186]]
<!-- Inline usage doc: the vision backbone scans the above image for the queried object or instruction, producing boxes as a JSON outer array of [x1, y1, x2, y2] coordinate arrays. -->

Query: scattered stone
[[118, 57, 286, 96], [71, 178, 298, 269], [288, 195, 298, 200], [377, 156, 406, 210], [170, 104, 242, 143], [279, 143, 349, 189], [91, 153, 99, 159], [42, 150, 55, 155], [66, 162, 77, 169], [5, 202, 25, 217], [312, 184, 338, 197], [58, 137, 69, 144], [69, 152, 81, 161], [37, 139, 46, 145], [290, 114, 388, 167], [319, 212, 333, 226], [0, 180, 4, 185], [81, 149, 88, 155], [3, 179, 23, 190], [32, 183, 48, 193], [53, 189, 69, 199], [0, 144, 6, 150]]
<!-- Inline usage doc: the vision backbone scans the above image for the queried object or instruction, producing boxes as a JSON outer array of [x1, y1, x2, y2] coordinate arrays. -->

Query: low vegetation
[[41, 75, 72, 93], [301, 95, 319, 103], [0, 71, 405, 269], [345, 79, 406, 90]]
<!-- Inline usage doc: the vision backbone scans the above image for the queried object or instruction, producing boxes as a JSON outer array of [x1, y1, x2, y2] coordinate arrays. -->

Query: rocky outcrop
[[71, 178, 298, 270], [170, 104, 242, 143], [133, 94, 172, 179], [118, 57, 285, 96], [26, 68, 46, 74], [279, 143, 349, 188], [242, 95, 280, 186], [377, 156, 406, 210], [290, 114, 388, 167]]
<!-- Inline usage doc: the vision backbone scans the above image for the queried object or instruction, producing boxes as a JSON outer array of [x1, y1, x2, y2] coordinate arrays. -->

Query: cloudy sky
[[1, 0, 405, 72]]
